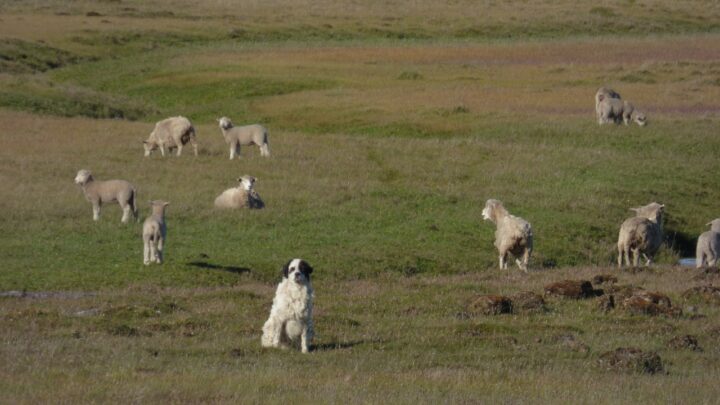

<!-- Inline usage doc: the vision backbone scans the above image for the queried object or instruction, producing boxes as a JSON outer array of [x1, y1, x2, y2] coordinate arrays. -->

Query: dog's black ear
[[299, 260, 313, 276], [282, 260, 292, 278]]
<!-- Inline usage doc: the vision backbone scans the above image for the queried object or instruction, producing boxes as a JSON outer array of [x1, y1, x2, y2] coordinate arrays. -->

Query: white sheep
[[617, 202, 664, 268], [143, 116, 198, 157], [143, 201, 169, 265], [482, 199, 533, 272], [217, 117, 270, 159], [598, 98, 648, 126], [696, 218, 720, 268], [595, 87, 621, 122], [214, 175, 264, 209], [74, 169, 138, 223]]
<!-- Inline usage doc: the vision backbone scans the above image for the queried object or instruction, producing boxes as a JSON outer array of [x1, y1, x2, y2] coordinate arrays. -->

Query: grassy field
[[2, 0, 720, 403]]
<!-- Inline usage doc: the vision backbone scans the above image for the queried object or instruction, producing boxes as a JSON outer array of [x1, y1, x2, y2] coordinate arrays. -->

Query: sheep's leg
[[631, 248, 641, 267], [159, 144, 166, 157], [148, 238, 157, 264], [261, 143, 270, 157], [191, 139, 198, 157], [92, 203, 101, 221], [176, 144, 183, 157], [617, 246, 624, 268], [498, 253, 508, 270], [642, 253, 652, 267], [156, 237, 164, 264], [121, 204, 131, 223], [623, 248, 631, 269], [229, 143, 236, 160], [517, 249, 530, 272], [143, 239, 151, 265]]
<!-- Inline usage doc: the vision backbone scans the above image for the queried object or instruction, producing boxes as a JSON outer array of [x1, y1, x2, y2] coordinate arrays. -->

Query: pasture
[[1, 0, 720, 402]]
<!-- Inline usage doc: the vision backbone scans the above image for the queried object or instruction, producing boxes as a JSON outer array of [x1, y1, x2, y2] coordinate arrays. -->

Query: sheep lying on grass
[[143, 116, 198, 157], [696, 219, 720, 268], [595, 87, 622, 122], [482, 199, 533, 272], [214, 175, 264, 209], [143, 201, 169, 265], [598, 98, 648, 126], [74, 169, 138, 223], [217, 117, 270, 159], [617, 202, 665, 268]]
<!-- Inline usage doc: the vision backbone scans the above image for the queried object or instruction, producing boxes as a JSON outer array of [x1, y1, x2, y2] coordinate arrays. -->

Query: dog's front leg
[[301, 321, 313, 353]]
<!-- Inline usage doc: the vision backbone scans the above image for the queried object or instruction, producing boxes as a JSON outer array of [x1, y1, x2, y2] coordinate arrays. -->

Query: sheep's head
[[237, 175, 256, 191], [217, 117, 233, 130], [149, 200, 170, 214], [482, 199, 508, 224], [142, 140, 157, 157], [633, 111, 648, 127], [74, 169, 93, 186], [630, 202, 664, 223], [706, 218, 720, 232]]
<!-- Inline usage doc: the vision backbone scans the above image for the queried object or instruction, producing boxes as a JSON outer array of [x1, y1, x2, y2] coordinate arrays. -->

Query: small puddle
[[678, 258, 696, 267]]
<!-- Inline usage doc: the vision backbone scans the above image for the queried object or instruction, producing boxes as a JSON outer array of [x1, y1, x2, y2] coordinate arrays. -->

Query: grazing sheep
[[482, 199, 533, 272], [74, 169, 138, 223], [143, 116, 198, 157], [214, 175, 264, 209], [595, 87, 621, 122], [598, 98, 648, 127], [696, 219, 720, 268], [617, 202, 665, 268], [143, 201, 169, 265], [217, 117, 270, 159]]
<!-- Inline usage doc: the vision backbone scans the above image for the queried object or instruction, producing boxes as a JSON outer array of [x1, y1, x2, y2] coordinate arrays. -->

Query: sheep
[[142, 201, 169, 265], [143, 116, 198, 157], [696, 219, 720, 268], [595, 87, 621, 122], [598, 98, 648, 127], [74, 169, 138, 223], [482, 199, 533, 272], [217, 117, 270, 159], [214, 175, 264, 209], [617, 202, 664, 268]]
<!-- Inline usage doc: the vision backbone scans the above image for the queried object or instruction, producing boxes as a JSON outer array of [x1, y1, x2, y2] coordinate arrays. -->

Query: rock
[[467, 295, 513, 315], [555, 334, 590, 354], [682, 286, 720, 304], [621, 291, 681, 317], [598, 347, 664, 374], [666, 335, 702, 352], [592, 274, 618, 285], [510, 291, 546, 313], [544, 280, 600, 299]]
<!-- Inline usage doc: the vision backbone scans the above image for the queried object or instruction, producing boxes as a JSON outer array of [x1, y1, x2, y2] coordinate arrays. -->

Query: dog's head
[[282, 258, 313, 285]]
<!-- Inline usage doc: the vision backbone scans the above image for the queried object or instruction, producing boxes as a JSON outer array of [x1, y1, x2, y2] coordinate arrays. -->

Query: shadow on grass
[[313, 340, 378, 351], [187, 261, 251, 275], [666, 229, 696, 258]]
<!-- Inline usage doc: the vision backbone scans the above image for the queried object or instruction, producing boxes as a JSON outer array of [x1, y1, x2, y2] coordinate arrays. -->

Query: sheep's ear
[[163, 202, 170, 207], [282, 260, 291, 278], [707, 222, 713, 227], [237, 177, 242, 182]]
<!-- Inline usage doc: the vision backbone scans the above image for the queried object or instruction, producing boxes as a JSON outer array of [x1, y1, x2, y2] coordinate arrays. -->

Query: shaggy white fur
[[261, 258, 314, 353]]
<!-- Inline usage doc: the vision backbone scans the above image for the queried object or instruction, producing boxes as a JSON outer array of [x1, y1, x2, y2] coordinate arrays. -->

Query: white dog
[[261, 258, 314, 353]]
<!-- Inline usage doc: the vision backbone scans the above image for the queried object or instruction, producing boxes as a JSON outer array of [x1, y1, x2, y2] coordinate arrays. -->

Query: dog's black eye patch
[[299, 260, 314, 276]]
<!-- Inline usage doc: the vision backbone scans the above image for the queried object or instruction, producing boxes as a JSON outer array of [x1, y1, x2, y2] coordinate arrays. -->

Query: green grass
[[2, 1, 720, 402]]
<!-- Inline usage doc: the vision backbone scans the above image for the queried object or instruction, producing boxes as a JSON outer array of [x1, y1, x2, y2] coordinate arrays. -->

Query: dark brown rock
[[622, 291, 680, 317], [544, 280, 600, 299], [666, 335, 702, 351], [682, 286, 720, 304], [510, 291, 546, 313], [467, 295, 513, 315], [598, 347, 664, 374], [592, 274, 618, 285]]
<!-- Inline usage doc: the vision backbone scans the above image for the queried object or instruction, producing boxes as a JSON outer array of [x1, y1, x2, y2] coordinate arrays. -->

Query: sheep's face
[[282, 258, 313, 285], [218, 117, 233, 130], [707, 219, 720, 232], [237, 175, 256, 191], [632, 202, 664, 223], [74, 170, 92, 185], [634, 113, 648, 127], [143, 141, 157, 156], [482, 199, 503, 223]]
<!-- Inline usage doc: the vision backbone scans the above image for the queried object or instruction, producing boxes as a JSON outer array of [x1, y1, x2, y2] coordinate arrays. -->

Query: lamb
[[595, 87, 621, 122], [598, 98, 648, 126], [142, 201, 169, 265], [217, 117, 270, 159], [214, 175, 264, 209], [617, 202, 664, 268], [74, 169, 138, 223], [696, 219, 720, 268], [143, 116, 198, 157], [482, 199, 533, 272]]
